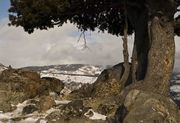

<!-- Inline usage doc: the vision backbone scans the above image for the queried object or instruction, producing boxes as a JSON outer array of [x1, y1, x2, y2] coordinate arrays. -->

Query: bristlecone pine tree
[[8, 0, 180, 96]]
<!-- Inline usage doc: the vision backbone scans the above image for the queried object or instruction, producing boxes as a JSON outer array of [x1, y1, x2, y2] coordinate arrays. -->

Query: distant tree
[[8, 0, 180, 95]]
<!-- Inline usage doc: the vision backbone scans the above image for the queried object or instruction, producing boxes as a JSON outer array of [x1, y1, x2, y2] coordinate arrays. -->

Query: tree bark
[[127, 6, 149, 82], [127, 0, 176, 96], [144, 16, 175, 95]]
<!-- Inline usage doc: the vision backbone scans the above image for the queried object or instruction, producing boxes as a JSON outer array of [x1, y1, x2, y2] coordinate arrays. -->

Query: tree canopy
[[9, 0, 149, 35]]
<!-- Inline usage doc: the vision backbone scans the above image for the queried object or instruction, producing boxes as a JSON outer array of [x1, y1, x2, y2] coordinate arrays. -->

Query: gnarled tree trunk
[[144, 16, 175, 95], [128, 0, 175, 96]]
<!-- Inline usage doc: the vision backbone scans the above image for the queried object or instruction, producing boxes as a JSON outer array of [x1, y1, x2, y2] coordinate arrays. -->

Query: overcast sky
[[0, 0, 133, 68], [0, 18, 131, 68], [1, 1, 180, 72]]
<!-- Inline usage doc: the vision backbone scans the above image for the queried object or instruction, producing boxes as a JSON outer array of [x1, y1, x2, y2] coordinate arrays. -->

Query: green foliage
[[9, 0, 133, 35]]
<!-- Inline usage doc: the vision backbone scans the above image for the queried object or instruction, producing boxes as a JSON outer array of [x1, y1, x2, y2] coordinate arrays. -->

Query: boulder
[[69, 63, 132, 99], [0, 68, 64, 102], [66, 63, 131, 117], [97, 104, 116, 116], [22, 105, 38, 114], [39, 96, 56, 112], [42, 77, 64, 93], [45, 100, 107, 123], [60, 100, 87, 117], [0, 91, 24, 112], [45, 100, 87, 122], [91, 63, 131, 98], [0, 101, 13, 113], [114, 89, 180, 123]]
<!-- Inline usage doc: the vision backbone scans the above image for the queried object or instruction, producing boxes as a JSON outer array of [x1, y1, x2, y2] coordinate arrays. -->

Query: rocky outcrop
[[91, 63, 131, 98], [0, 64, 180, 123], [67, 63, 180, 123], [45, 100, 107, 123], [69, 63, 131, 99], [39, 96, 56, 112], [67, 63, 132, 117], [42, 77, 65, 94], [0, 68, 64, 112]]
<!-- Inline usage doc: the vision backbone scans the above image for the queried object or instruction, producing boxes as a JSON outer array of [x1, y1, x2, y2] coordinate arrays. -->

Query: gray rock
[[114, 89, 180, 123], [42, 77, 64, 94], [39, 96, 56, 112], [22, 105, 38, 114], [0, 101, 13, 113]]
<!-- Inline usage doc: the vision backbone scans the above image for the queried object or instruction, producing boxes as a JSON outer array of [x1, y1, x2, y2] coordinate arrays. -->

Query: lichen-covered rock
[[69, 63, 131, 100], [0, 101, 13, 113], [45, 100, 107, 123], [97, 104, 116, 116], [67, 84, 94, 99], [45, 100, 87, 122], [0, 68, 64, 105], [60, 100, 87, 117], [39, 96, 56, 112], [91, 63, 131, 98], [42, 77, 64, 93], [66, 63, 131, 117], [0, 91, 24, 112]]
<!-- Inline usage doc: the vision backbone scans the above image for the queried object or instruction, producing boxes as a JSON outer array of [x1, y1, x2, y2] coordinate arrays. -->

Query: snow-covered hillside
[[23, 64, 104, 90], [40, 64, 103, 84]]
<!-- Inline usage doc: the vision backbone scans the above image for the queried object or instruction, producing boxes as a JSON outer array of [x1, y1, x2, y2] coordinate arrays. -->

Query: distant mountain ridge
[[22, 64, 104, 85], [22, 64, 105, 73]]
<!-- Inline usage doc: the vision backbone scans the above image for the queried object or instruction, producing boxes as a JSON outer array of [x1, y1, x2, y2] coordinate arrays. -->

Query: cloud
[[1, 17, 180, 73], [0, 18, 130, 68]]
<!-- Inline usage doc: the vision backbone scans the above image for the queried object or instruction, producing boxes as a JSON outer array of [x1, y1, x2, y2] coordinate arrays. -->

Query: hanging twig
[[77, 30, 85, 43], [77, 30, 91, 50]]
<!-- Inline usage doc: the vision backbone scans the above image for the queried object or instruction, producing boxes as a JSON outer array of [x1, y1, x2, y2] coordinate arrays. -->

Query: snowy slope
[[41, 65, 104, 91], [24, 64, 103, 84]]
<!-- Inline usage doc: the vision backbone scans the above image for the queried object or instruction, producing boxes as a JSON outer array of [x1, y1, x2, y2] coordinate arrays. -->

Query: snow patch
[[19, 117, 39, 123], [84, 109, 107, 121], [170, 85, 180, 93], [55, 100, 71, 105], [0, 100, 28, 121]]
